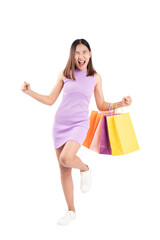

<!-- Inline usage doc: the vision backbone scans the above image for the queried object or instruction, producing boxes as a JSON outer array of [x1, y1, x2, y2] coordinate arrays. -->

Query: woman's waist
[[55, 110, 89, 120], [53, 114, 89, 128]]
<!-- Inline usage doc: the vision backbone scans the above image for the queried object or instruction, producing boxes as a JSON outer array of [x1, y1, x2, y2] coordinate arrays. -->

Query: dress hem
[[54, 139, 82, 149]]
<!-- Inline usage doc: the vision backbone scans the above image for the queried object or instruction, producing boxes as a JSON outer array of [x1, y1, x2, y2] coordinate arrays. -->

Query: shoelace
[[81, 172, 88, 185]]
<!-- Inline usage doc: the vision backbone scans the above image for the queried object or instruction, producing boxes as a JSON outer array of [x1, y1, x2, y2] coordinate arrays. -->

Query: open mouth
[[78, 60, 85, 66]]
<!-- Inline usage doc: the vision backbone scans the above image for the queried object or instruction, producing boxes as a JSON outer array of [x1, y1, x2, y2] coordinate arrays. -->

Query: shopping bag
[[82, 110, 110, 148], [100, 114, 112, 155], [89, 115, 103, 153], [107, 112, 140, 156], [98, 113, 121, 155]]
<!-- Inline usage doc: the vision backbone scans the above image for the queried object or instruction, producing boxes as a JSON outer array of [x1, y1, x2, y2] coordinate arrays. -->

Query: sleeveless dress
[[52, 68, 96, 149]]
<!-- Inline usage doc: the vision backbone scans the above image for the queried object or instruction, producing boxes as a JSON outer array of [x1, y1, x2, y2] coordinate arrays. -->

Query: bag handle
[[98, 102, 124, 115], [110, 102, 124, 115], [98, 103, 114, 114]]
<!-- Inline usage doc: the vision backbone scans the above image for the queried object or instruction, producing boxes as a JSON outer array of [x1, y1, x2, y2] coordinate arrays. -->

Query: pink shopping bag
[[90, 116, 103, 153]]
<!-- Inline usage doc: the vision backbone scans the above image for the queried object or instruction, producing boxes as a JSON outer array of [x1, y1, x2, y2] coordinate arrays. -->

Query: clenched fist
[[21, 81, 31, 94], [121, 96, 132, 107]]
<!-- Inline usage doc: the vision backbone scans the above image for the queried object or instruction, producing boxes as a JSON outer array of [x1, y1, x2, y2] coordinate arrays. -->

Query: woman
[[21, 38, 132, 226]]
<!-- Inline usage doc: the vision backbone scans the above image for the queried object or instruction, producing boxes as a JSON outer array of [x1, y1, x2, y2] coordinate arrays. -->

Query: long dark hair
[[63, 39, 97, 80]]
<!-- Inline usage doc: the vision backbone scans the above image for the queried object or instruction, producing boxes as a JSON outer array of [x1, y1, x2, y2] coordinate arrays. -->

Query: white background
[[0, 0, 160, 239]]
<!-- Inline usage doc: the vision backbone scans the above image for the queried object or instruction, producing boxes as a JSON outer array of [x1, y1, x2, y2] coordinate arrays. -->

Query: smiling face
[[74, 43, 91, 70]]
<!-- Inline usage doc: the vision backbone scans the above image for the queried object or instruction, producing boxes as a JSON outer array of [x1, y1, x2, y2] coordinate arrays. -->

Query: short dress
[[52, 68, 96, 149]]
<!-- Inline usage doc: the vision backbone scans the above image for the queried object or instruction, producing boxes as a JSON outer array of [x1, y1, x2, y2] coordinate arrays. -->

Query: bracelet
[[109, 103, 112, 111], [100, 102, 112, 111], [99, 102, 107, 111]]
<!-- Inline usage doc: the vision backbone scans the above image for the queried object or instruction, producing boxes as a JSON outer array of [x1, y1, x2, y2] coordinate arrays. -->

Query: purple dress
[[52, 68, 96, 149]]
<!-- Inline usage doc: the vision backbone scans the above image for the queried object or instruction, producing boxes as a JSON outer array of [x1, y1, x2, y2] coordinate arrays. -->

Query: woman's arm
[[27, 90, 51, 105], [48, 70, 64, 106], [21, 70, 64, 106], [94, 73, 132, 111]]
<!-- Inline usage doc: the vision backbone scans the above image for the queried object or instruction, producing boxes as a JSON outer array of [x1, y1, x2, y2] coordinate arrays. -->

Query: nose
[[78, 52, 85, 58], [78, 56, 85, 60]]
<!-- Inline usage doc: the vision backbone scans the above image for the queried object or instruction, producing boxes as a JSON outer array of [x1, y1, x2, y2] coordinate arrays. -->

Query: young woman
[[21, 38, 132, 226]]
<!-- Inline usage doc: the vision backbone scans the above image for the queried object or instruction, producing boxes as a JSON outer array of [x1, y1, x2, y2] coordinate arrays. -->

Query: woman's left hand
[[121, 96, 132, 107]]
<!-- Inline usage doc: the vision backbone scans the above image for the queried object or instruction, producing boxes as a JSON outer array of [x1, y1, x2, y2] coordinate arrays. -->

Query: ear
[[89, 51, 92, 58]]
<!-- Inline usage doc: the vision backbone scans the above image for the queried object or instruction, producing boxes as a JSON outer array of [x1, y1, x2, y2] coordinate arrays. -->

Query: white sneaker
[[57, 210, 76, 226], [80, 165, 92, 193]]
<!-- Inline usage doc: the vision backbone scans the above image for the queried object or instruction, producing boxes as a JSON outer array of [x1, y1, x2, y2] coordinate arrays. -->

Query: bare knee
[[59, 153, 74, 167]]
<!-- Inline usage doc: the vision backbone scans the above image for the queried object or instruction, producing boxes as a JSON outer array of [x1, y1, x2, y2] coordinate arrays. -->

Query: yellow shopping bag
[[107, 112, 140, 156]]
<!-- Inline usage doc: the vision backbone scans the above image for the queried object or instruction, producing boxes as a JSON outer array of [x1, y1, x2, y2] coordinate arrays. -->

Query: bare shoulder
[[94, 72, 102, 88]]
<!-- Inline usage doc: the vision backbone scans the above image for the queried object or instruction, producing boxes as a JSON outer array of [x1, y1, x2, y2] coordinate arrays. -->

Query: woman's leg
[[55, 140, 89, 212], [55, 143, 75, 212], [59, 140, 89, 171]]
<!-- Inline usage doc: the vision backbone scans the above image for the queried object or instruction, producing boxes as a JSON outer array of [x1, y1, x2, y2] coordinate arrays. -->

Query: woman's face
[[74, 43, 91, 70]]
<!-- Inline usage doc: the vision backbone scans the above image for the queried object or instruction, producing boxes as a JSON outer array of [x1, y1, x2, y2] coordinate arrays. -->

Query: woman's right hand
[[21, 81, 31, 94]]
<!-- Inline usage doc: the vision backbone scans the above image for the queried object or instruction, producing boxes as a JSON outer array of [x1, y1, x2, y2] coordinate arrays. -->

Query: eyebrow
[[75, 50, 88, 53]]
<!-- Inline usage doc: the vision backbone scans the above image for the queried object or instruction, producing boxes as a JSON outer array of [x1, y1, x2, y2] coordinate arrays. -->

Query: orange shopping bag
[[82, 109, 114, 148]]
